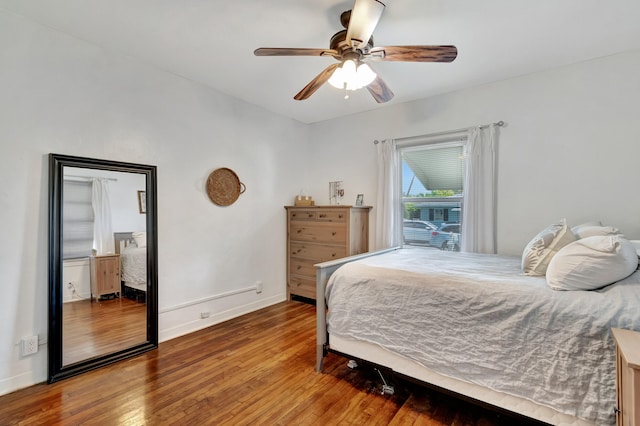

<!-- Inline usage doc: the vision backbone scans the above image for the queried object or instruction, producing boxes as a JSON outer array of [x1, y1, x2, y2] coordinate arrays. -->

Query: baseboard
[[0, 365, 47, 397], [159, 294, 285, 342]]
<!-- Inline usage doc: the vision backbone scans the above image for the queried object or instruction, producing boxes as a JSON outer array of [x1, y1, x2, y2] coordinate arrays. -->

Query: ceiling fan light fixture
[[357, 63, 376, 86], [328, 66, 345, 89], [328, 59, 377, 91]]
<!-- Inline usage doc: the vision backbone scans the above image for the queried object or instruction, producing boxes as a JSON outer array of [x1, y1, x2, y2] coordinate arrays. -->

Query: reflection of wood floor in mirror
[[63, 297, 147, 366]]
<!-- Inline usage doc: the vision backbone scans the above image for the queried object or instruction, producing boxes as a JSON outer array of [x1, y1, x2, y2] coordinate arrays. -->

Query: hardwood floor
[[63, 296, 147, 365], [1, 301, 539, 425]]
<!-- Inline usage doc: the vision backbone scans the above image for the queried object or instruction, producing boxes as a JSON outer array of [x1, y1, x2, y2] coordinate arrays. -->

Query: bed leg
[[316, 344, 324, 372]]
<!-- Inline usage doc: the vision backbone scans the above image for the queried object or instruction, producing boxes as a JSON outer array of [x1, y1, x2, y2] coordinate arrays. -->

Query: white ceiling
[[2, 0, 640, 124]]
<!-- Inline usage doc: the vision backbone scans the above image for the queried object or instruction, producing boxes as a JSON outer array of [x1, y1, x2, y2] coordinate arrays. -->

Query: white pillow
[[571, 221, 602, 231], [521, 219, 576, 276], [132, 231, 147, 248], [546, 236, 638, 291], [572, 225, 622, 239]]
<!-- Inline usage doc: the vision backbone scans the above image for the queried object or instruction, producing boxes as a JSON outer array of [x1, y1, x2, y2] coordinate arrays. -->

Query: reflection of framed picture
[[137, 190, 146, 214], [355, 194, 364, 206]]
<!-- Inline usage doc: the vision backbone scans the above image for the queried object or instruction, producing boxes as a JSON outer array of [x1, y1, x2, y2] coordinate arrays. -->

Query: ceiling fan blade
[[369, 45, 458, 62], [366, 74, 394, 103], [346, 0, 385, 49], [254, 48, 337, 57], [294, 63, 341, 101]]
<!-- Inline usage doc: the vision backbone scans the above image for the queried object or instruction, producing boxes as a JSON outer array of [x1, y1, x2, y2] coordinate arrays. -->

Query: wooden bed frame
[[314, 248, 594, 426]]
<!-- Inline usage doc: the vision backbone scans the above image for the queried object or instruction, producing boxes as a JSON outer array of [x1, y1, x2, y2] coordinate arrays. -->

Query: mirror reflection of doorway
[[61, 167, 148, 366]]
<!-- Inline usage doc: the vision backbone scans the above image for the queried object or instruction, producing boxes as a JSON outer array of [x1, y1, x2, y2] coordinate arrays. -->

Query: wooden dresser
[[612, 328, 640, 426], [90, 254, 121, 301], [285, 205, 371, 300]]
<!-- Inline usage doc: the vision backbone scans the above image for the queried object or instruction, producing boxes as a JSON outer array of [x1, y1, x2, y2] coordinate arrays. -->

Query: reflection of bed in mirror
[[114, 232, 147, 302]]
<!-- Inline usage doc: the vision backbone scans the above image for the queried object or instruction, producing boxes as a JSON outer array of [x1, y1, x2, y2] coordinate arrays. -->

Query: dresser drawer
[[289, 209, 349, 223], [315, 210, 347, 222], [289, 209, 316, 221], [289, 258, 317, 278], [289, 276, 316, 299], [289, 241, 346, 261], [290, 222, 346, 243]]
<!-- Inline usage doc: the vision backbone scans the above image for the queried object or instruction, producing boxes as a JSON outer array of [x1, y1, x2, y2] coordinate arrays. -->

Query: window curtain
[[91, 178, 115, 255], [461, 125, 498, 254], [375, 139, 402, 250]]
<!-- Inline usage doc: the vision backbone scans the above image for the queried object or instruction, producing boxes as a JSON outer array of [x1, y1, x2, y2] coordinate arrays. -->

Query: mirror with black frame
[[48, 153, 158, 383]]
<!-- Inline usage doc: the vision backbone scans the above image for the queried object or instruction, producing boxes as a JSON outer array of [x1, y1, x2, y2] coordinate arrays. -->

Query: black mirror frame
[[48, 153, 158, 383]]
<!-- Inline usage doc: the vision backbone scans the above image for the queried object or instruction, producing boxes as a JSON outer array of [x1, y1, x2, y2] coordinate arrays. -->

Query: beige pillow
[[546, 236, 638, 291], [132, 231, 147, 248], [521, 219, 576, 276], [572, 225, 622, 239]]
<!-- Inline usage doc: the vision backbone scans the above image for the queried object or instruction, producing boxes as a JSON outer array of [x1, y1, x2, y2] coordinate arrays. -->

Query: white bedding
[[120, 245, 147, 289], [325, 249, 640, 425]]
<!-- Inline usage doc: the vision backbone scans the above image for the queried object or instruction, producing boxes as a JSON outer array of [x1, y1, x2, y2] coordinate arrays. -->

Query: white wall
[[307, 49, 640, 255], [0, 10, 308, 394]]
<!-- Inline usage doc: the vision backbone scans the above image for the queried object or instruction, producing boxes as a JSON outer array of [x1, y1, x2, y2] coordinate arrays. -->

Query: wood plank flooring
[[63, 297, 147, 365], [1, 301, 540, 425]]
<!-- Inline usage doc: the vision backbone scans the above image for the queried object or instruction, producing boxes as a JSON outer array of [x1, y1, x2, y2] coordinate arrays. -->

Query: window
[[400, 140, 465, 250], [62, 180, 94, 259]]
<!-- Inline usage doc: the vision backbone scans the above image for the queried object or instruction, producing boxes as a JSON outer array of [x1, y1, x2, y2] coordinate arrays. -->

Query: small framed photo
[[137, 190, 147, 214], [355, 194, 364, 206]]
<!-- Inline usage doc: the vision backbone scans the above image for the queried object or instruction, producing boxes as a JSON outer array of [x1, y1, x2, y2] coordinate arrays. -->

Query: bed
[[114, 231, 147, 302], [315, 246, 640, 426]]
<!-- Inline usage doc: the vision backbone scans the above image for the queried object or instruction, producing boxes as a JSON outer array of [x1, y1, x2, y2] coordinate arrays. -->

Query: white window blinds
[[63, 180, 94, 259]]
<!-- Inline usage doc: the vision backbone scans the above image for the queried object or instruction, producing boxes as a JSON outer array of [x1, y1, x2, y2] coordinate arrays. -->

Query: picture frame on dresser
[[355, 194, 364, 206]]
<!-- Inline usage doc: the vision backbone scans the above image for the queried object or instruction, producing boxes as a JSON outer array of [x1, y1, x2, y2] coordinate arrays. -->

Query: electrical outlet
[[21, 336, 38, 356], [200, 311, 210, 319], [256, 281, 263, 294]]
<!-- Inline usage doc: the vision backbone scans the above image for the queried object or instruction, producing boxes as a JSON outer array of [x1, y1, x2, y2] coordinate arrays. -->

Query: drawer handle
[[338, 214, 343, 218], [331, 253, 336, 257], [332, 232, 336, 236], [319, 214, 326, 218], [297, 265, 302, 270], [297, 229, 302, 233], [308, 214, 313, 218]]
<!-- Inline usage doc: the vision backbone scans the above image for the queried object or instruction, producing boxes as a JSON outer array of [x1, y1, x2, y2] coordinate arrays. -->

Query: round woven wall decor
[[206, 168, 245, 206]]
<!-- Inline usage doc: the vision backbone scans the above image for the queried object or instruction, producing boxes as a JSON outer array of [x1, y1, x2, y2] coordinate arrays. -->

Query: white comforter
[[120, 245, 147, 285], [326, 249, 640, 425]]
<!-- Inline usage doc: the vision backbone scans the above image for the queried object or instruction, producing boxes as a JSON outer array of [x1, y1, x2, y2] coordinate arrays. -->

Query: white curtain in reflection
[[461, 125, 498, 254], [91, 178, 115, 255]]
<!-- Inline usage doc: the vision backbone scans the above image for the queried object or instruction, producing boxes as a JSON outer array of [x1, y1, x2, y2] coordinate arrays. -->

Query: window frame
[[398, 137, 467, 248]]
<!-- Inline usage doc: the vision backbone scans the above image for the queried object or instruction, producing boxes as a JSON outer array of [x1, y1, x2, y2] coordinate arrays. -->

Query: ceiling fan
[[254, 0, 457, 103]]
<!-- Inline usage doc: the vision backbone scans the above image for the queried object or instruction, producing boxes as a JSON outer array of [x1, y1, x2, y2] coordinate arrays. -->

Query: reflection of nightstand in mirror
[[612, 328, 640, 425], [90, 254, 121, 301]]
